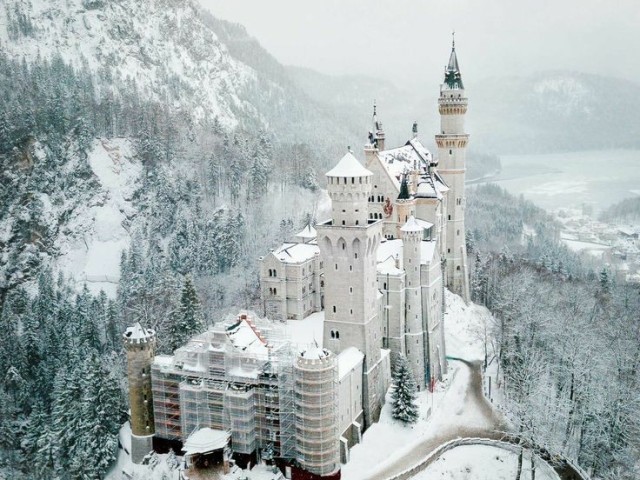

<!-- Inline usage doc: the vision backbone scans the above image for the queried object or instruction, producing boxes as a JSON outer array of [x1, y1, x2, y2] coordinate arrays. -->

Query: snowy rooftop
[[338, 347, 364, 379], [295, 224, 317, 240], [376, 237, 438, 272], [326, 152, 372, 177], [272, 242, 319, 264], [299, 343, 330, 360], [286, 311, 324, 348], [123, 323, 155, 343], [183, 428, 229, 456], [226, 317, 268, 355], [378, 139, 432, 181], [401, 215, 424, 232]]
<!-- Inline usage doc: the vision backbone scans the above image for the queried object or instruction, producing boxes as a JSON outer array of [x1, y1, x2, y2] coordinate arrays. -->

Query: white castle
[[124, 41, 470, 480]]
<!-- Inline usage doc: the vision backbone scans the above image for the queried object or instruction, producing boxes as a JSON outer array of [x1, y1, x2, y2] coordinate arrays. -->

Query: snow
[[124, 323, 155, 343], [400, 216, 423, 232], [376, 238, 439, 270], [226, 319, 268, 355], [295, 224, 317, 240], [342, 292, 506, 480], [54, 138, 141, 297], [377, 256, 403, 275], [299, 344, 330, 360], [338, 347, 364, 378], [325, 152, 372, 177], [411, 444, 559, 480], [286, 311, 324, 348], [183, 428, 229, 455], [378, 140, 432, 180], [272, 242, 319, 263]]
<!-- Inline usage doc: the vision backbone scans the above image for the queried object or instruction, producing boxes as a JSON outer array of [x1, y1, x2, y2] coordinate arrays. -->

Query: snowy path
[[357, 359, 509, 480]]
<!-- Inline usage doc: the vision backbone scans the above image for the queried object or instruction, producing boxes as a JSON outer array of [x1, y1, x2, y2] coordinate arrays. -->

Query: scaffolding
[[294, 346, 339, 477]]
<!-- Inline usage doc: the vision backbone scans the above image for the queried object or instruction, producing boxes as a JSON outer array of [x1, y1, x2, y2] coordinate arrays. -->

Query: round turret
[[123, 323, 156, 463], [294, 346, 339, 477], [325, 151, 372, 227]]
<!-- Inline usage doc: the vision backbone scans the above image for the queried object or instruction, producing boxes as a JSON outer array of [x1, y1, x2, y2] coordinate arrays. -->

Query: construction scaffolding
[[294, 346, 339, 477]]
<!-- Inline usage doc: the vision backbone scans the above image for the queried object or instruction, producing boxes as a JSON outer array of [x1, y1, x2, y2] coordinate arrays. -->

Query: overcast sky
[[199, 0, 639, 88]]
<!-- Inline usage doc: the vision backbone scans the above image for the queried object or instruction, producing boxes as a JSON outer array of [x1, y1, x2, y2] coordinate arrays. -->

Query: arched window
[[273, 270, 277, 278], [335, 331, 340, 339], [457, 266, 461, 271], [333, 306, 336, 313], [274, 288, 277, 295], [331, 330, 335, 339]]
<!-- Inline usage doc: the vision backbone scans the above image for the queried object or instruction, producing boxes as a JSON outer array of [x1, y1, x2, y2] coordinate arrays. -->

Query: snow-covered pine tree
[[391, 355, 419, 424], [168, 276, 205, 352]]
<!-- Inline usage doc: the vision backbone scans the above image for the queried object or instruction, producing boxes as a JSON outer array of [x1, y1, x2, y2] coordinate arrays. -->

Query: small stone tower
[[400, 216, 428, 390], [436, 35, 470, 302], [317, 150, 385, 427], [123, 323, 156, 463], [395, 175, 415, 239]]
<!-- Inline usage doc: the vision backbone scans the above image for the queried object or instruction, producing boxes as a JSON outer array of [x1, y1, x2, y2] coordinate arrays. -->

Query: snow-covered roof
[[123, 323, 155, 343], [272, 242, 319, 264], [376, 237, 438, 271], [377, 256, 403, 275], [295, 224, 317, 240], [183, 428, 230, 456], [401, 216, 424, 233], [378, 139, 432, 181], [326, 152, 372, 177], [300, 343, 330, 360], [286, 311, 324, 348], [338, 347, 364, 379], [226, 318, 268, 355]]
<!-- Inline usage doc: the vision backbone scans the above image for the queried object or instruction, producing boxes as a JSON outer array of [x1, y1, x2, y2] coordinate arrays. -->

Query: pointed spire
[[444, 32, 464, 90], [398, 174, 411, 200]]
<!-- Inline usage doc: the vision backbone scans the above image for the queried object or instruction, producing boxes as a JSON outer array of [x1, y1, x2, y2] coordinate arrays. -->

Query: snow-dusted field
[[411, 444, 559, 480]]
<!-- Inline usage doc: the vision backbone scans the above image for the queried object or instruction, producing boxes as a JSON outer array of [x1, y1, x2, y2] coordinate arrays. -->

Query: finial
[[347, 145, 352, 153], [452, 30, 455, 49], [412, 121, 418, 138]]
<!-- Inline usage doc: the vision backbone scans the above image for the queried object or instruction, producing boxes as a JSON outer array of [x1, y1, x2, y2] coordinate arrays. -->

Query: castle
[[124, 40, 470, 480]]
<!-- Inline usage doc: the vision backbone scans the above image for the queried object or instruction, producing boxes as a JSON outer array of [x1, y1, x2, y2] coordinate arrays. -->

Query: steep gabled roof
[[326, 152, 372, 177]]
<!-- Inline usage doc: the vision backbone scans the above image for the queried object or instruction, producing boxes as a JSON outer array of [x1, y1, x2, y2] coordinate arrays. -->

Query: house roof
[[326, 152, 372, 177]]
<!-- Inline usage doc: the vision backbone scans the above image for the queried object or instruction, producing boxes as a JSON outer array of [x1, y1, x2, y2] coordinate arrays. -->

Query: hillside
[[468, 71, 640, 153]]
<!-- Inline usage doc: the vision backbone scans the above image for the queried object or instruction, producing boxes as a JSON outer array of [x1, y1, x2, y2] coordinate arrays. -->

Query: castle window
[[359, 177, 362, 184], [448, 215, 451, 220], [356, 220, 359, 225], [349, 287, 353, 293], [333, 306, 336, 313], [349, 265, 353, 271], [331, 330, 335, 339], [354, 253, 358, 259], [342, 220, 346, 225], [448, 248, 451, 253], [457, 229, 460, 236], [352, 177, 355, 184], [383, 282, 387, 290], [457, 266, 461, 271], [335, 264, 338, 270], [274, 288, 277, 295], [344, 177, 347, 184], [273, 270, 277, 277], [350, 309, 353, 315], [449, 149, 452, 155], [336, 331, 340, 339]]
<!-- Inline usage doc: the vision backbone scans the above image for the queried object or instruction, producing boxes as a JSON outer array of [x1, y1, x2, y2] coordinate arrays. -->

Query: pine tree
[[168, 276, 205, 352], [391, 355, 419, 424]]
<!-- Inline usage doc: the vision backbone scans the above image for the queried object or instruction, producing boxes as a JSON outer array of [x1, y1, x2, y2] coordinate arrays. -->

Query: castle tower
[[400, 216, 428, 390], [436, 35, 470, 301], [316, 151, 385, 427], [123, 323, 156, 463], [294, 345, 339, 478], [395, 175, 415, 239]]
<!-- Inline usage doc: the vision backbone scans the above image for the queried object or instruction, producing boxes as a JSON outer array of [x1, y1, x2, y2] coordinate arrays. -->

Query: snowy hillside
[[1, 0, 257, 128], [56, 139, 141, 296]]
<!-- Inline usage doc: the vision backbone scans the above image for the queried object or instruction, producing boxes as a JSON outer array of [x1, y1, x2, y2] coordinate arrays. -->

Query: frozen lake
[[471, 150, 640, 213]]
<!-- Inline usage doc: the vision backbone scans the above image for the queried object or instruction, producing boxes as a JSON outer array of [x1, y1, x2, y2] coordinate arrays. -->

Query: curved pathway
[[359, 359, 589, 480]]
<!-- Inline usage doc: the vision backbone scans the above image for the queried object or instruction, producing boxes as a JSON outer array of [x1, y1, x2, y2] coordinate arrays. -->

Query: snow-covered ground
[[342, 292, 507, 480], [412, 444, 559, 480], [55, 138, 141, 297]]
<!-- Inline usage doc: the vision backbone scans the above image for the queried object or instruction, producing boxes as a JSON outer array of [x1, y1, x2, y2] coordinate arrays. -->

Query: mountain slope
[[468, 71, 640, 153]]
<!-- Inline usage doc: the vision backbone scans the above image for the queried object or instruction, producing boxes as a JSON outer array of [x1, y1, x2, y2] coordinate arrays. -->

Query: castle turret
[[317, 151, 387, 427], [124, 323, 156, 463], [435, 35, 470, 301], [294, 345, 339, 478], [400, 216, 428, 390], [395, 175, 416, 239]]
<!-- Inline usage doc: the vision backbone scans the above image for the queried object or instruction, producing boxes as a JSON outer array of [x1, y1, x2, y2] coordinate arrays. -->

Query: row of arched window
[[369, 212, 383, 220], [267, 269, 278, 277], [368, 195, 386, 203], [269, 287, 278, 295], [330, 330, 340, 339]]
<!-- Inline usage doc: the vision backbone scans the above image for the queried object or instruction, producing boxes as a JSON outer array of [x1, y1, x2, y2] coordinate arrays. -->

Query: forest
[[467, 184, 640, 479]]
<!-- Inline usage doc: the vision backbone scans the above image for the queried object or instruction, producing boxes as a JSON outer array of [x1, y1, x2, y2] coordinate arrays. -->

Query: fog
[[200, 0, 639, 88]]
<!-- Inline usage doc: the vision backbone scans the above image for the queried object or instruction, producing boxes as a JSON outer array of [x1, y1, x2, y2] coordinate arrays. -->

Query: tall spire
[[444, 32, 464, 90]]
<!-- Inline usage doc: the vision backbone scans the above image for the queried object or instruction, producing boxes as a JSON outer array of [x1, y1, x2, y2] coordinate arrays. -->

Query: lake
[[470, 150, 640, 213]]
